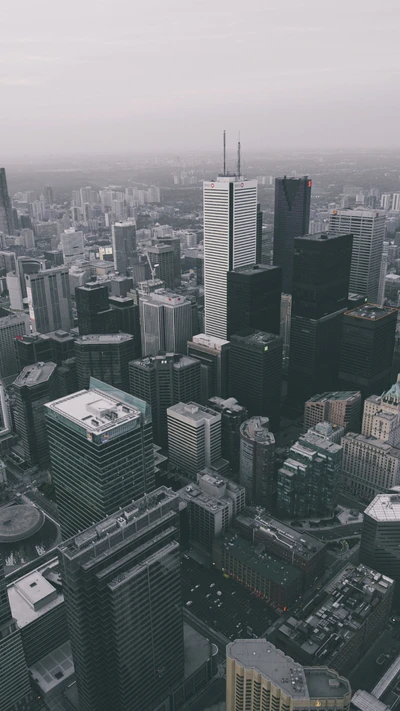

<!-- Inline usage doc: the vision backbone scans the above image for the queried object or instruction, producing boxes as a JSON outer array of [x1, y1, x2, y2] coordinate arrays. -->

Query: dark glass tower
[[0, 167, 14, 235], [339, 304, 397, 397], [75, 333, 134, 392], [45, 379, 154, 538], [273, 176, 312, 293], [256, 203, 263, 263], [227, 264, 282, 338], [208, 396, 248, 473], [109, 295, 142, 357], [76, 283, 116, 336], [288, 232, 353, 403], [58, 488, 184, 711], [229, 329, 283, 432]]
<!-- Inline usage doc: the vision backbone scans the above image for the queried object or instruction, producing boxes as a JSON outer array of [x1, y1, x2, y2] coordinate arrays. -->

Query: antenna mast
[[223, 129, 226, 176], [237, 132, 241, 178]]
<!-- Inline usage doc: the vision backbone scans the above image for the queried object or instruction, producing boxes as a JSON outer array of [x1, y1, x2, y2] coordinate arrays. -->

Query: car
[[186, 601, 193, 606], [210, 583, 215, 588]]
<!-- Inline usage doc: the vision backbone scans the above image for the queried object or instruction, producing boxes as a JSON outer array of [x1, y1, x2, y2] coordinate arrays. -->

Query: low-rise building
[[304, 391, 362, 433]]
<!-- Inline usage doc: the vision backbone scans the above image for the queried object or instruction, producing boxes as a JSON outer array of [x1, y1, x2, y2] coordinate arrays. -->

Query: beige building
[[226, 639, 351, 711], [362, 389, 400, 447], [341, 432, 400, 501], [304, 391, 361, 433]]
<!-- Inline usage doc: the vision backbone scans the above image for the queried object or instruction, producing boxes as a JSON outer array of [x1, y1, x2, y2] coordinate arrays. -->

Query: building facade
[[167, 402, 221, 478], [239, 417, 275, 508], [0, 310, 30, 379], [75, 282, 116, 336], [111, 221, 137, 275], [227, 264, 282, 338], [304, 391, 362, 433], [208, 396, 248, 473], [0, 167, 14, 235], [341, 432, 400, 502], [74, 333, 134, 392], [26, 267, 73, 333], [139, 289, 192, 356], [187, 333, 230, 401]]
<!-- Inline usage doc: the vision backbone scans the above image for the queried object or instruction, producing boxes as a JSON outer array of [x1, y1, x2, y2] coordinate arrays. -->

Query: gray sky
[[1, 0, 400, 157]]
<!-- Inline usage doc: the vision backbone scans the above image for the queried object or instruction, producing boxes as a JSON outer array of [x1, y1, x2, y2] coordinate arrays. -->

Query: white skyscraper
[[380, 193, 392, 210], [203, 176, 258, 339], [61, 228, 84, 264], [392, 193, 400, 212], [328, 208, 386, 302], [377, 241, 389, 306]]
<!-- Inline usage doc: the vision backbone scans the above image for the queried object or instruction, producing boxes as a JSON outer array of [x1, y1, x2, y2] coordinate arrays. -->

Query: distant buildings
[[187, 333, 230, 401], [139, 289, 192, 356], [341, 432, 400, 502], [239, 416, 275, 507], [0, 167, 14, 235], [26, 267, 73, 333], [111, 221, 137, 275], [146, 244, 175, 289], [75, 333, 134, 391], [273, 176, 311, 294], [0, 309, 30, 379], [304, 391, 362, 433], [60, 228, 84, 264], [227, 264, 282, 338], [167, 402, 222, 478], [226, 639, 351, 711]]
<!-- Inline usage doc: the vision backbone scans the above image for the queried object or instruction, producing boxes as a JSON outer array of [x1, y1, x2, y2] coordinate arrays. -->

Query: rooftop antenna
[[223, 129, 226, 176], [237, 132, 241, 178]]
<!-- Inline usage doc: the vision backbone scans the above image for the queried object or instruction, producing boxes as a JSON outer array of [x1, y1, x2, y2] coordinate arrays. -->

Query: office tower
[[14, 333, 53, 371], [360, 493, 400, 585], [329, 208, 386, 302], [13, 362, 58, 467], [392, 193, 400, 212], [277, 431, 342, 518], [17, 255, 41, 298], [76, 282, 116, 336], [341, 432, 400, 502], [377, 241, 389, 306], [111, 221, 137, 275], [256, 203, 263, 263], [45, 380, 154, 538], [110, 275, 133, 297], [304, 391, 362, 433], [229, 330, 282, 432], [0, 310, 30, 378], [58, 488, 184, 711], [0, 250, 16, 273], [139, 289, 192, 356], [167, 402, 221, 478], [226, 639, 351, 711], [0, 556, 34, 711], [147, 244, 175, 289], [187, 333, 230, 401], [208, 396, 248, 473], [272, 176, 312, 294], [227, 264, 282, 338], [61, 228, 84, 264], [158, 236, 182, 286], [43, 249, 64, 267], [19, 227, 35, 249], [0, 167, 14, 235], [381, 193, 392, 210], [338, 304, 397, 397], [129, 353, 201, 447], [203, 175, 258, 339], [280, 293, 292, 363], [240, 416, 275, 507], [288, 232, 353, 403], [306, 420, 344, 444], [75, 334, 134, 391], [26, 267, 73, 333], [109, 294, 141, 356], [44, 185, 54, 205]]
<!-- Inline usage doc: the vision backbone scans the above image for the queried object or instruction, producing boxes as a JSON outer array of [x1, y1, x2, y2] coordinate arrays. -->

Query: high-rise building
[[129, 353, 201, 447], [226, 639, 351, 711], [329, 208, 386, 302], [14, 331, 76, 372], [0, 556, 34, 711], [272, 176, 312, 294], [381, 193, 392, 210], [147, 244, 175, 289], [45, 185, 54, 205], [377, 240, 389, 306], [360, 493, 400, 586], [256, 203, 263, 263], [203, 175, 258, 339], [58, 487, 184, 711], [158, 236, 182, 286], [227, 264, 282, 338], [338, 304, 397, 397], [26, 267, 73, 333], [109, 294, 141, 356], [229, 330, 283, 432], [392, 193, 400, 212], [187, 333, 230, 401], [277, 431, 342, 518], [111, 221, 137, 275], [75, 334, 134, 391], [280, 293, 292, 363], [341, 432, 400, 502], [167, 401, 222, 478], [288, 232, 353, 403], [0, 167, 14, 235], [76, 282, 116, 336], [239, 416, 275, 507], [60, 228, 85, 264], [208, 396, 248, 473], [304, 391, 362, 433], [13, 362, 59, 468], [139, 289, 192, 356], [0, 309, 30, 379], [45, 379, 154, 538]]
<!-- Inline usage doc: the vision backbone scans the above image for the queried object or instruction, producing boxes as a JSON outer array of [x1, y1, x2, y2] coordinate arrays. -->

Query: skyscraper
[[60, 228, 85, 264], [167, 401, 222, 478], [75, 334, 134, 391], [240, 416, 275, 507], [129, 353, 201, 447], [0, 167, 14, 235], [146, 244, 175, 289], [288, 232, 353, 402], [0, 309, 30, 379], [272, 176, 312, 293], [109, 294, 141, 356], [304, 391, 362, 433], [139, 289, 192, 356], [341, 432, 400, 502], [58, 487, 184, 711], [229, 329, 283, 432], [360, 493, 400, 586], [26, 267, 73, 333], [111, 221, 137, 275], [187, 333, 230, 401], [328, 208, 386, 302], [338, 304, 397, 397], [157, 236, 182, 286], [208, 396, 248, 473], [13, 362, 59, 468], [45, 379, 154, 538], [203, 175, 258, 339], [76, 282, 116, 336], [227, 264, 282, 337]]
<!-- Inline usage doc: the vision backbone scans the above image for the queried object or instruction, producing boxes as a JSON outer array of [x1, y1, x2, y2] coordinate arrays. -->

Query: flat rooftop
[[299, 432, 342, 454], [29, 641, 74, 695], [217, 534, 301, 586], [191, 333, 230, 349], [8, 558, 63, 628], [75, 333, 133, 345], [230, 264, 280, 275], [13, 361, 57, 387], [208, 397, 246, 414], [343, 433, 400, 457], [241, 416, 274, 444], [295, 231, 352, 242], [330, 208, 386, 218], [132, 354, 196, 370], [231, 329, 281, 346], [345, 304, 397, 321], [306, 391, 360, 404], [364, 494, 400, 522], [179, 483, 232, 514], [45, 387, 142, 433], [168, 401, 220, 423], [236, 508, 325, 557]]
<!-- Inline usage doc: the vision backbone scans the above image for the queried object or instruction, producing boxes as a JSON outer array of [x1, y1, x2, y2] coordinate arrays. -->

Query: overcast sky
[[1, 0, 400, 157]]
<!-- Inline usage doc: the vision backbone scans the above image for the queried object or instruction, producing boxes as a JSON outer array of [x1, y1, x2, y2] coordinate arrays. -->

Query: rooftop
[[168, 401, 220, 423], [330, 208, 386, 218], [295, 231, 352, 242], [230, 264, 280, 275], [179, 483, 232, 514], [208, 396, 247, 414], [143, 289, 189, 306], [241, 417, 274, 444], [29, 641, 74, 695], [343, 433, 400, 457], [75, 333, 133, 345], [132, 353, 197, 370], [306, 391, 361, 404], [345, 304, 397, 321], [236, 508, 325, 557], [299, 431, 342, 454], [13, 361, 57, 388], [190, 333, 230, 349], [364, 494, 400, 522], [231, 329, 282, 346], [216, 533, 301, 586], [8, 558, 63, 628], [352, 689, 390, 711]]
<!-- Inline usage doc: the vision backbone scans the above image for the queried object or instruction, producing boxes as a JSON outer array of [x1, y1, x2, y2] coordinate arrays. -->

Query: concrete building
[[276, 563, 394, 675], [111, 221, 137, 275], [26, 266, 73, 333], [0, 309, 30, 379], [167, 402, 222, 478], [304, 391, 362, 433], [45, 379, 154, 538], [240, 417, 275, 507], [208, 397, 248, 473], [61, 228, 85, 264], [147, 244, 175, 289], [226, 639, 351, 711], [341, 432, 400, 502], [280, 293, 292, 363], [362, 379, 400, 446], [140, 289, 192, 356], [187, 333, 230, 401], [360, 494, 400, 587], [306, 421, 345, 444], [74, 333, 134, 392]]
